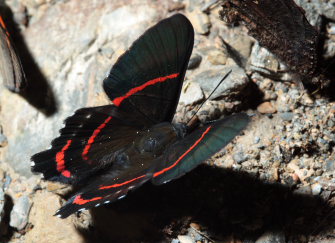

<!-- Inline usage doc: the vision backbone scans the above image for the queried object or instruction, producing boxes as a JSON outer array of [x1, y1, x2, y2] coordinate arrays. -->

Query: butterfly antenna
[[186, 70, 232, 127]]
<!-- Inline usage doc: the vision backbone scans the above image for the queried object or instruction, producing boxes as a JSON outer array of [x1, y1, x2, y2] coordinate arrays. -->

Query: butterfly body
[[31, 14, 250, 218]]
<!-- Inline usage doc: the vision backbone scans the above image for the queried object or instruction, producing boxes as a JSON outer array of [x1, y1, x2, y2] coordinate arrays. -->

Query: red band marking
[[0, 16, 11, 46], [112, 73, 179, 106], [55, 139, 72, 178], [99, 175, 146, 190], [154, 126, 212, 177], [82, 116, 112, 160], [73, 195, 102, 205]]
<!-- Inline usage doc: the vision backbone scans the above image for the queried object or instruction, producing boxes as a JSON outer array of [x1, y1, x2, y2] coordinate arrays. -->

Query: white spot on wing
[[104, 200, 110, 204], [118, 195, 126, 200], [95, 203, 101, 207], [31, 161, 35, 166]]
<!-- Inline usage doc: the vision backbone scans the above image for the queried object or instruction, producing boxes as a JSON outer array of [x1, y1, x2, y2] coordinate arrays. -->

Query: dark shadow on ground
[[0, 6, 58, 116], [0, 194, 14, 242], [75, 165, 335, 242]]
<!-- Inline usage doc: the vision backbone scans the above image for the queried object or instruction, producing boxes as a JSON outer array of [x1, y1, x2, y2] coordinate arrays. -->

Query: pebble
[[280, 112, 294, 121], [255, 231, 286, 243], [187, 54, 202, 70], [179, 82, 204, 106], [257, 102, 277, 114], [0, 188, 4, 222], [178, 235, 194, 243], [233, 151, 248, 164], [311, 183, 322, 195], [10, 196, 32, 230], [187, 9, 211, 35], [194, 67, 248, 100], [207, 49, 227, 65], [0, 134, 8, 147]]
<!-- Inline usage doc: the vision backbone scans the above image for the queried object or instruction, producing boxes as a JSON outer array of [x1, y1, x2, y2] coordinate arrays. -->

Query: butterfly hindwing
[[152, 113, 250, 185], [55, 151, 157, 218], [103, 14, 194, 124]]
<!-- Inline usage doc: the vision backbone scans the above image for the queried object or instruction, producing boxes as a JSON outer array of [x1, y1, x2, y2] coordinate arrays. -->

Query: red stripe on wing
[[73, 195, 102, 205], [55, 139, 72, 178], [112, 73, 179, 106], [82, 116, 112, 160], [153, 126, 212, 177], [0, 16, 12, 46], [99, 175, 146, 190]]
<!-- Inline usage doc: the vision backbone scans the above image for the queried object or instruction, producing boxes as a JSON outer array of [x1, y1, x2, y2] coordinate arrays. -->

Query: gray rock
[[187, 54, 202, 70], [0, 134, 8, 147], [311, 183, 322, 195], [179, 82, 204, 106], [3, 175, 11, 191], [256, 231, 285, 243], [187, 9, 211, 35], [233, 151, 248, 164], [177, 235, 194, 243], [249, 42, 287, 80], [324, 160, 335, 172], [0, 188, 5, 222], [280, 112, 294, 121], [9, 196, 32, 230], [193, 66, 248, 100]]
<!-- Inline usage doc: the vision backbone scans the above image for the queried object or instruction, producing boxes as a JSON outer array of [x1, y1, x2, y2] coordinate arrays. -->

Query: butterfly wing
[[103, 14, 194, 124], [152, 113, 250, 185], [55, 151, 156, 218], [0, 16, 26, 92], [31, 105, 147, 184]]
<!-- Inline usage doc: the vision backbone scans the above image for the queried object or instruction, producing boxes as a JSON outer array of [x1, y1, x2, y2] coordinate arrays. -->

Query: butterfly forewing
[[103, 14, 194, 124], [152, 113, 250, 185]]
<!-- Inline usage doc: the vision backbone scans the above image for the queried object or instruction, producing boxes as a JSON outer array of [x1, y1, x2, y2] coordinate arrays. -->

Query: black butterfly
[[0, 15, 26, 92], [31, 14, 250, 218]]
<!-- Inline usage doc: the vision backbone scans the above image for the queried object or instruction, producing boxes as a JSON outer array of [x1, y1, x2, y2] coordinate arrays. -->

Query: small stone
[[187, 10, 211, 35], [257, 102, 277, 114], [194, 66, 248, 100], [10, 196, 32, 230], [280, 112, 294, 121], [254, 136, 261, 144], [207, 49, 227, 65], [324, 160, 335, 172], [255, 231, 285, 243], [187, 54, 202, 70], [179, 82, 204, 106], [178, 235, 194, 243], [168, 2, 185, 12], [3, 175, 11, 191], [233, 152, 248, 164], [0, 134, 8, 147], [0, 188, 4, 222], [311, 183, 322, 195], [190, 222, 201, 231]]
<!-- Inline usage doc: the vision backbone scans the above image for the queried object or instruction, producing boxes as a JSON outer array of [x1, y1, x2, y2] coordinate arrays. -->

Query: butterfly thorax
[[136, 122, 180, 158]]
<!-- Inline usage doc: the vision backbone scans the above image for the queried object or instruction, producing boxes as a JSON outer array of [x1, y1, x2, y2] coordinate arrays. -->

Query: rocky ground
[[0, 0, 334, 242]]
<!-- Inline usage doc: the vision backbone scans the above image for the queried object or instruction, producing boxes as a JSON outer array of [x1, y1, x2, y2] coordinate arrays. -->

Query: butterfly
[[220, 0, 330, 91], [31, 14, 250, 218], [0, 15, 26, 93]]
